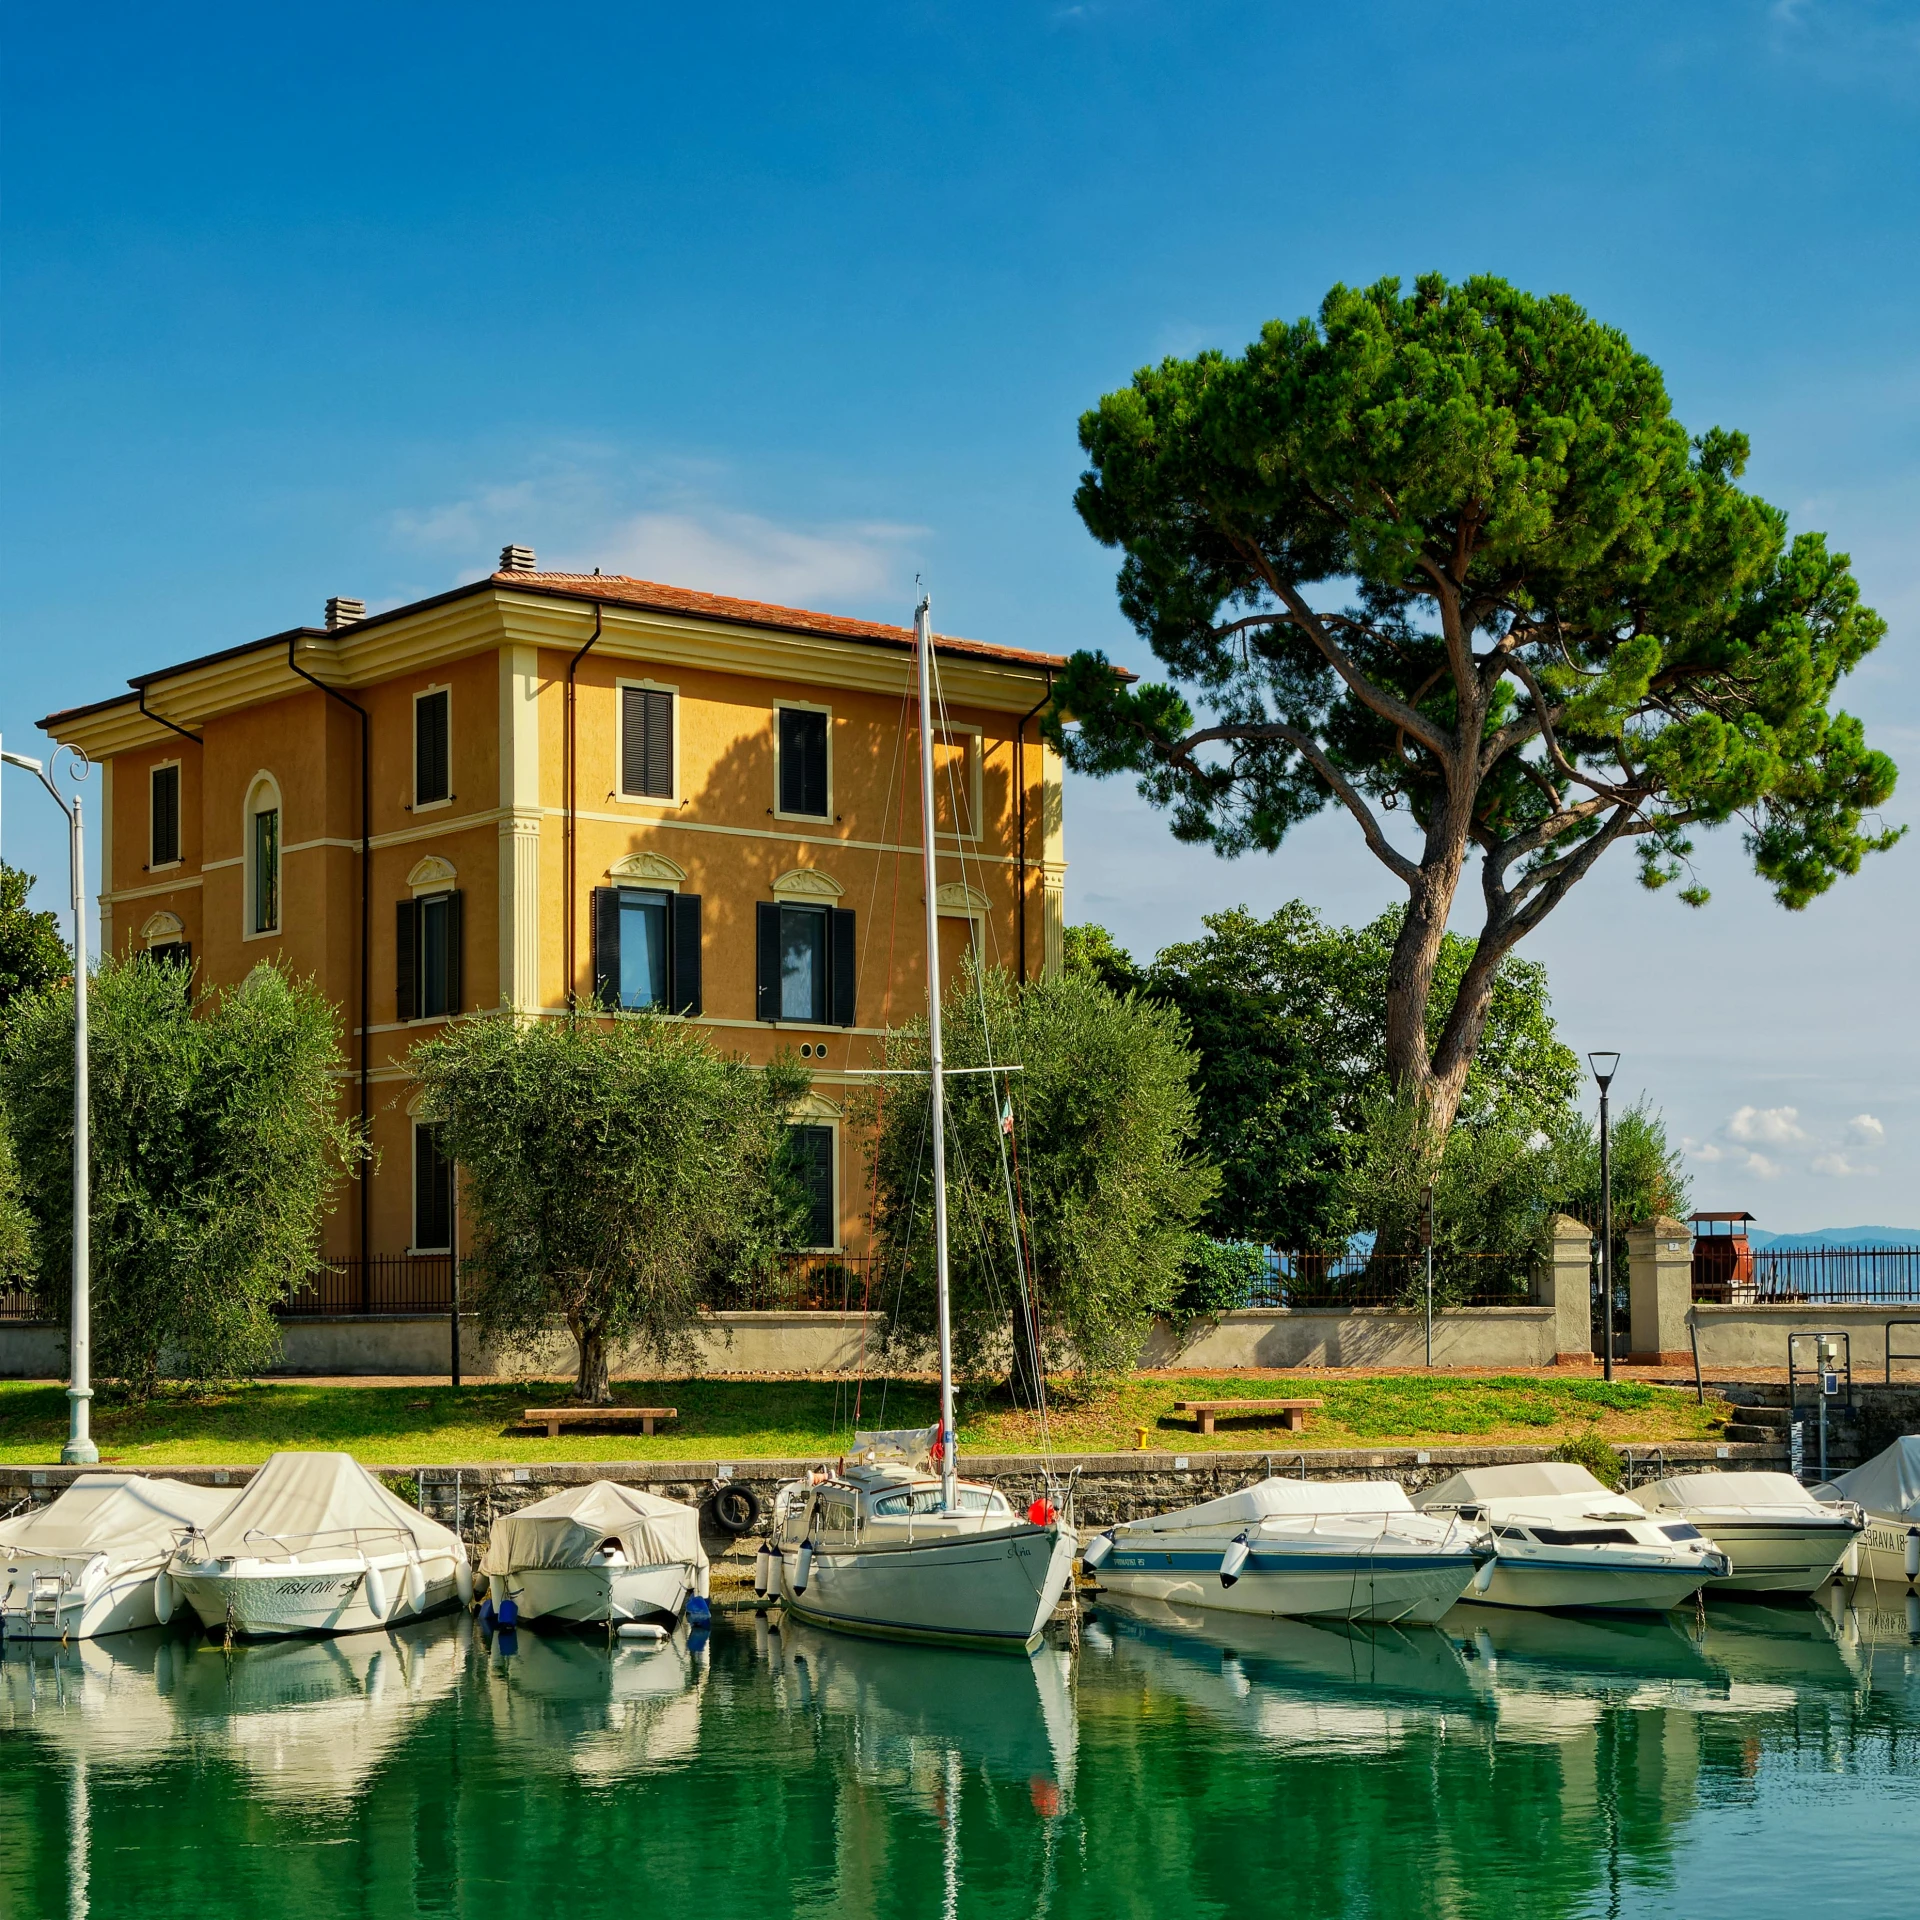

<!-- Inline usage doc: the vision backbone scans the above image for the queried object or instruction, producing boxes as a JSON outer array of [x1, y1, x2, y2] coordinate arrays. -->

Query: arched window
[[245, 772, 282, 936]]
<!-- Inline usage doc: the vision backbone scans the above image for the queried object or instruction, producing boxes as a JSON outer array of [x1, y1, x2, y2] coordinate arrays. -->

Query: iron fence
[[0, 1284, 43, 1323], [1242, 1249, 1534, 1311], [1704, 1245, 1920, 1307], [277, 1256, 456, 1317], [714, 1253, 885, 1312]]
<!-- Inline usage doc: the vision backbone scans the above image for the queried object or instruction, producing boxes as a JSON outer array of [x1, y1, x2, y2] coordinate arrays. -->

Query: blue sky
[[3, 1, 1914, 1228]]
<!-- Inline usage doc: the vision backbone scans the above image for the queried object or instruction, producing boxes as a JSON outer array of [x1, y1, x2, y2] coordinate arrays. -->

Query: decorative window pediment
[[933, 882, 990, 913], [407, 854, 458, 894], [141, 910, 186, 945], [794, 1092, 843, 1121], [772, 867, 844, 900], [609, 850, 686, 887]]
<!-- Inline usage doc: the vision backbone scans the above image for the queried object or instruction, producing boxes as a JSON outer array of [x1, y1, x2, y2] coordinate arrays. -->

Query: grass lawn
[[0, 1372, 1724, 1468]]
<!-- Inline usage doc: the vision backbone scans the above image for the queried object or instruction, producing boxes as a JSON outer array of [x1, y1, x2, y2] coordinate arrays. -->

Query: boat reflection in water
[[479, 1619, 708, 1782]]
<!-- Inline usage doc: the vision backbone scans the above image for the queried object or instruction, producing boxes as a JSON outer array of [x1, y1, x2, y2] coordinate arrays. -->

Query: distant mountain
[[1747, 1225, 1920, 1250]]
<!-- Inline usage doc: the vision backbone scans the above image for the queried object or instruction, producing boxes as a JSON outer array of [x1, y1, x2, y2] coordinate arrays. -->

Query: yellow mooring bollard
[[1136, 1425, 1151, 1451]]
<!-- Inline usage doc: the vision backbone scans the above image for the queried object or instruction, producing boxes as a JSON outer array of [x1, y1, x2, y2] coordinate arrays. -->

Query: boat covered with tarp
[[480, 1480, 708, 1626], [1819, 1436, 1920, 1586], [1, 1475, 236, 1640], [165, 1451, 471, 1638], [1631, 1470, 1863, 1594]]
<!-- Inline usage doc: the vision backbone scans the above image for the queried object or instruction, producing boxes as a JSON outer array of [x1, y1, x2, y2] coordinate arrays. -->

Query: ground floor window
[[414, 1122, 454, 1253], [786, 1123, 835, 1250]]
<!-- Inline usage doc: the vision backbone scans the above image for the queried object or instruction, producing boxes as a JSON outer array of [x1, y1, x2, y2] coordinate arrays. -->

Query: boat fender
[[496, 1628, 517, 1657], [1907, 1593, 1919, 1642], [1027, 1498, 1057, 1526], [709, 1485, 762, 1537], [1906, 1528, 1919, 1584], [1219, 1534, 1251, 1589], [1081, 1531, 1115, 1571], [753, 1543, 772, 1595], [363, 1561, 391, 1620], [480, 1596, 495, 1629], [618, 1621, 669, 1642], [1472, 1558, 1497, 1595], [153, 1569, 177, 1626], [404, 1556, 428, 1613], [686, 1594, 712, 1629], [455, 1560, 475, 1607], [496, 1594, 518, 1629], [793, 1542, 814, 1596]]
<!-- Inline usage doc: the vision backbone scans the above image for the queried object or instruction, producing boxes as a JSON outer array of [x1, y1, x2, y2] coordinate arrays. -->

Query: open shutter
[[830, 907, 857, 1027], [671, 893, 703, 1017], [592, 887, 621, 1009], [756, 901, 781, 1022], [444, 890, 464, 1015], [396, 899, 419, 1021]]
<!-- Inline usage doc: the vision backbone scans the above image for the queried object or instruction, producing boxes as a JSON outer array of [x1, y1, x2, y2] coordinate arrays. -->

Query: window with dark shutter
[[777, 707, 829, 817], [396, 899, 419, 1020], [148, 941, 192, 970], [414, 1122, 454, 1252], [670, 893, 702, 1016], [621, 687, 674, 798], [830, 908, 857, 1027], [413, 890, 464, 1018], [786, 1124, 835, 1249], [592, 886, 622, 1009], [415, 690, 450, 806], [755, 902, 781, 1021], [150, 765, 180, 867]]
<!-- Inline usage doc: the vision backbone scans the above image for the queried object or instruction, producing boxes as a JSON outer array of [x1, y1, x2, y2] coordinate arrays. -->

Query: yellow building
[[41, 550, 1067, 1294]]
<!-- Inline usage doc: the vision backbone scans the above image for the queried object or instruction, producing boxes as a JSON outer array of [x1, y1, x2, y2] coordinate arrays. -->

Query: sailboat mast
[[915, 593, 958, 1514]]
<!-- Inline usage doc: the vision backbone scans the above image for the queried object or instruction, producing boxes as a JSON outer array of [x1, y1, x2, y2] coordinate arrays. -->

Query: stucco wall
[[1138, 1307, 1559, 1370], [1690, 1305, 1920, 1374]]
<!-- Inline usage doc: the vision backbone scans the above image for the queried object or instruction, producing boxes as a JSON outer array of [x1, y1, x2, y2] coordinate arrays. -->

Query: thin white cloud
[[1745, 1152, 1784, 1181], [590, 509, 920, 609], [1848, 1114, 1886, 1145], [1727, 1105, 1808, 1146], [1811, 1150, 1877, 1178]]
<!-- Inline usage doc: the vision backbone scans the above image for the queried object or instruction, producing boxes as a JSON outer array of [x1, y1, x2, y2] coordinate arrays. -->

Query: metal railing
[[1694, 1246, 1920, 1306], [714, 1253, 885, 1313], [0, 1283, 43, 1323], [1241, 1249, 1534, 1311], [277, 1256, 456, 1317]]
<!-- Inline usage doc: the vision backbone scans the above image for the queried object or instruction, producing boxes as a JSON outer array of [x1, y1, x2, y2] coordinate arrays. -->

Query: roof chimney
[[326, 596, 366, 630], [498, 543, 537, 573]]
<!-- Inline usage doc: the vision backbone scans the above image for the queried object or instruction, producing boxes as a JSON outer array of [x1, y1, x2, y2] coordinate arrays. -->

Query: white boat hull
[[1464, 1559, 1710, 1613], [777, 1521, 1075, 1653], [490, 1562, 701, 1625], [1095, 1543, 1478, 1625], [1693, 1520, 1859, 1595], [0, 1560, 169, 1641], [172, 1553, 465, 1638], [1845, 1516, 1919, 1587]]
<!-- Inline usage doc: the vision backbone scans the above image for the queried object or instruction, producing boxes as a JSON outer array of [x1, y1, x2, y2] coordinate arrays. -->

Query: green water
[[3, 1590, 1916, 1919]]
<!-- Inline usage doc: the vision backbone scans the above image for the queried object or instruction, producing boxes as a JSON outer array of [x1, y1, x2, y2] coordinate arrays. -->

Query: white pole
[[64, 790, 95, 1465], [915, 594, 957, 1514]]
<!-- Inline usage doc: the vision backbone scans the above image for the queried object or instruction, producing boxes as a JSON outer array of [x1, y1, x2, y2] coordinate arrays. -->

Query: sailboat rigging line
[[842, 1064, 1025, 1076]]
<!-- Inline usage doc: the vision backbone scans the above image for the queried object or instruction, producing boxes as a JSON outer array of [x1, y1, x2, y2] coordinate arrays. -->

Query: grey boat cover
[[0, 1474, 234, 1573], [1634, 1472, 1841, 1517], [1125, 1476, 1414, 1534], [182, 1452, 463, 1563], [1415, 1463, 1606, 1508], [1822, 1436, 1920, 1524], [480, 1480, 707, 1576]]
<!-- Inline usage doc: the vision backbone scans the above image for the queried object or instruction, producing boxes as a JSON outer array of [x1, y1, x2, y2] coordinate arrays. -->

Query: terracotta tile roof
[[492, 571, 1072, 671]]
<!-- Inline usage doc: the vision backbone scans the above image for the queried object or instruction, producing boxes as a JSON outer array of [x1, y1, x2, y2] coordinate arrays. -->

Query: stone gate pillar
[[1627, 1216, 1694, 1365], [1536, 1214, 1596, 1365]]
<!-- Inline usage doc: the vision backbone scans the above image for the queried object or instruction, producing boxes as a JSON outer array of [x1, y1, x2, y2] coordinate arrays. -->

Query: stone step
[[1735, 1405, 1793, 1428], [1724, 1422, 1784, 1445]]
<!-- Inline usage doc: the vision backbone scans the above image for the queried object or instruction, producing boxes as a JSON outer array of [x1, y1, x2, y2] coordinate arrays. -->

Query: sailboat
[[769, 594, 1078, 1653]]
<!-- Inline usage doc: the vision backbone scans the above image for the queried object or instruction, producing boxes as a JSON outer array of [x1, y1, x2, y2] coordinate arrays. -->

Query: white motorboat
[[479, 1480, 709, 1627], [1085, 1477, 1488, 1625], [1630, 1471, 1864, 1594], [165, 1452, 472, 1638], [770, 1444, 1077, 1654], [0, 1474, 234, 1640], [765, 597, 1076, 1656], [1414, 1463, 1727, 1612], [1818, 1436, 1920, 1587]]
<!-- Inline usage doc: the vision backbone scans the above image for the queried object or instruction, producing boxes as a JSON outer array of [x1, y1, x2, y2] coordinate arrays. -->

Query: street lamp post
[[1589, 1051, 1620, 1383], [0, 739, 97, 1465]]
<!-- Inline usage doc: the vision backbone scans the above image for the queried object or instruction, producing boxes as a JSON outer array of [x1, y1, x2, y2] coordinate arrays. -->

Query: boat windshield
[[869, 1487, 1007, 1517], [1527, 1526, 1643, 1546]]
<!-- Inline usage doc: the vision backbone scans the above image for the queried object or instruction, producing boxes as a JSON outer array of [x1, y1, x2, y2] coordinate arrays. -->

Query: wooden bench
[[1175, 1397, 1323, 1437], [522, 1406, 677, 1439]]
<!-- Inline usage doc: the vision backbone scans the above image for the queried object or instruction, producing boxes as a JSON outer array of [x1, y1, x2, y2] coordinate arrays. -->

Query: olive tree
[[1052, 274, 1898, 1183], [410, 1007, 808, 1403], [1, 957, 360, 1397]]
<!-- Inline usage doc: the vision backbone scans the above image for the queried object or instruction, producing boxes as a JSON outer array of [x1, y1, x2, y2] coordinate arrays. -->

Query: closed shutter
[[151, 765, 180, 866], [670, 893, 702, 1017], [755, 901, 781, 1021], [622, 687, 674, 798], [396, 899, 419, 1021], [591, 887, 621, 1009], [829, 907, 857, 1027], [443, 890, 463, 1015], [416, 691, 450, 805]]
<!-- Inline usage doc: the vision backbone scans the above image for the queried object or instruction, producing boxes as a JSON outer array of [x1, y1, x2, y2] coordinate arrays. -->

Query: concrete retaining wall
[[1140, 1306, 1557, 1370], [1692, 1305, 1920, 1373]]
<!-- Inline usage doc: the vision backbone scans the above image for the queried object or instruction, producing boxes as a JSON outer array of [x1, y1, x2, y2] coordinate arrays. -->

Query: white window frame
[[933, 722, 984, 843], [412, 684, 453, 813], [410, 1120, 455, 1254], [243, 771, 282, 941], [772, 700, 834, 823], [613, 676, 683, 807], [148, 759, 183, 871]]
